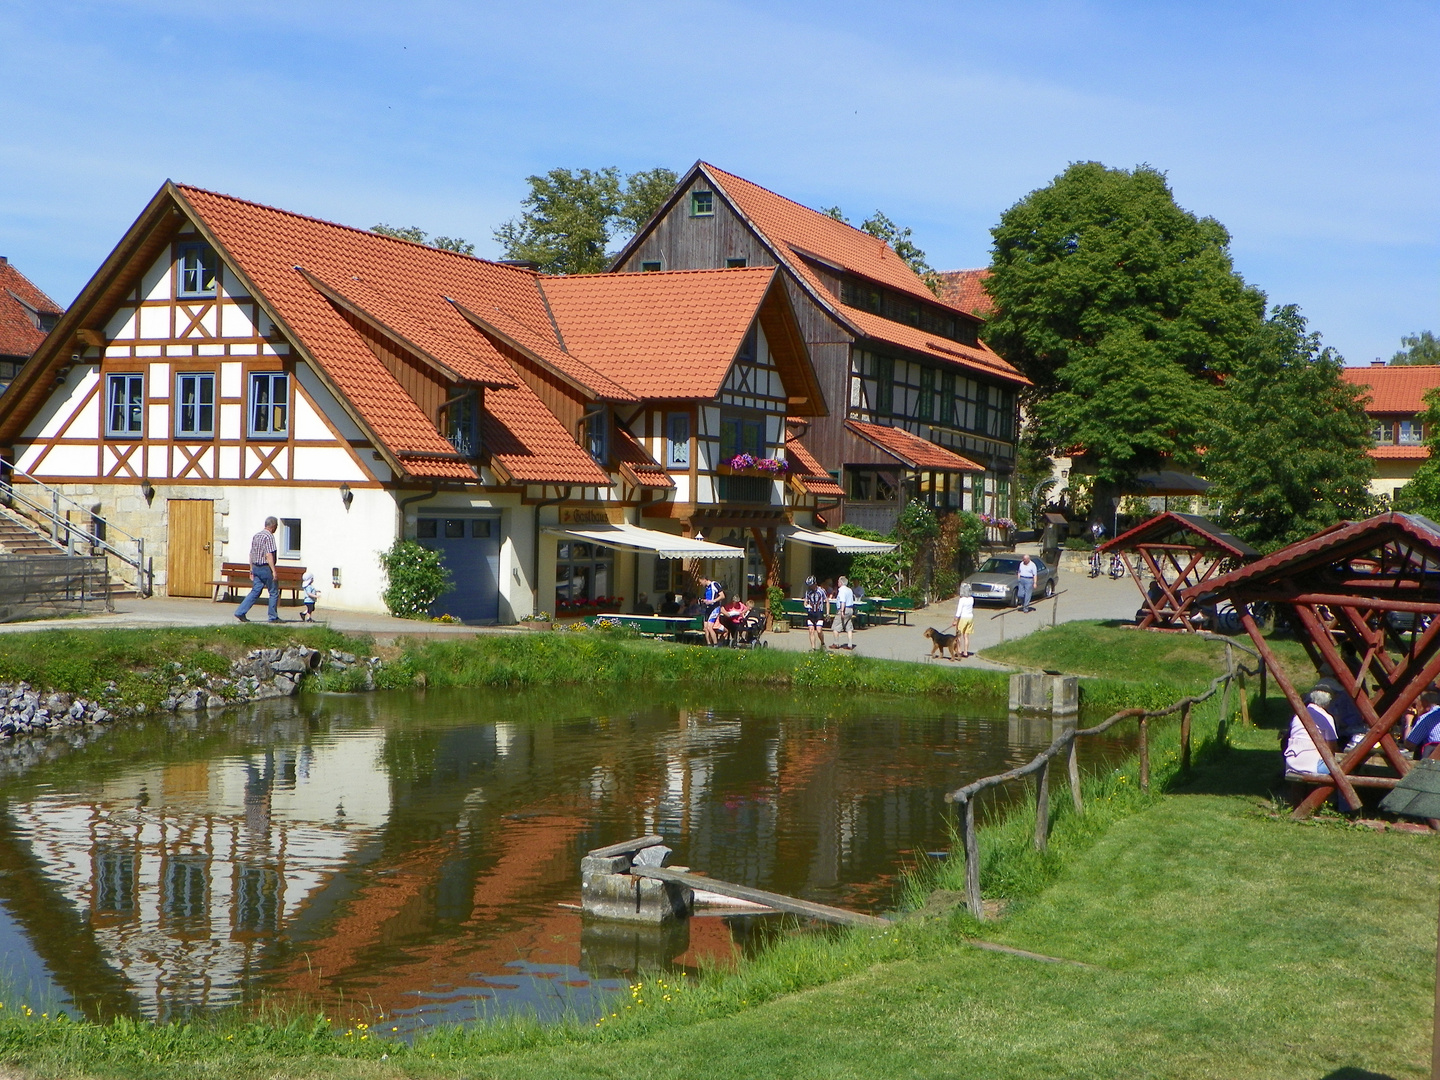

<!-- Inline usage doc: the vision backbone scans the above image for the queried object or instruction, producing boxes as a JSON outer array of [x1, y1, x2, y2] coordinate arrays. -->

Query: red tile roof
[[0, 259, 62, 360], [935, 269, 994, 318], [785, 436, 844, 496], [1340, 364, 1440, 414], [845, 420, 984, 471], [839, 303, 1027, 385], [703, 164, 942, 307], [1370, 445, 1429, 460], [612, 426, 673, 489], [176, 185, 608, 485], [540, 267, 779, 398]]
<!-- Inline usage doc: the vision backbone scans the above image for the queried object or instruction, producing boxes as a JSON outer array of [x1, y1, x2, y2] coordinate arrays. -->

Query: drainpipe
[[397, 481, 441, 539], [533, 486, 572, 614]]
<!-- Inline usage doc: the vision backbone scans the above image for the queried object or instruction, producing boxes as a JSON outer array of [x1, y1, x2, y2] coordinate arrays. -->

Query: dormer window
[[178, 242, 218, 298], [584, 408, 610, 465], [443, 388, 480, 458], [691, 190, 714, 217]]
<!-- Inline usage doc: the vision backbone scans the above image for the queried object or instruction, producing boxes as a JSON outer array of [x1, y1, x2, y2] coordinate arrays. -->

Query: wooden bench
[[210, 562, 307, 603], [877, 596, 916, 625]]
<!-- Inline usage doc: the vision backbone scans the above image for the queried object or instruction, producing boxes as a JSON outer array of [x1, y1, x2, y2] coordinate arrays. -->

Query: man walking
[[235, 516, 282, 623], [1016, 553, 1038, 613], [829, 575, 857, 650]]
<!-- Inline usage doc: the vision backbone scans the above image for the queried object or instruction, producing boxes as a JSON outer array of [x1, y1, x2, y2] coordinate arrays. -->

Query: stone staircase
[[0, 510, 140, 601]]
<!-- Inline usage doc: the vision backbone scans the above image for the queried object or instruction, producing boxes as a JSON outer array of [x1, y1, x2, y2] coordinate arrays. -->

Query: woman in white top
[[951, 584, 975, 659], [1284, 689, 1338, 775]]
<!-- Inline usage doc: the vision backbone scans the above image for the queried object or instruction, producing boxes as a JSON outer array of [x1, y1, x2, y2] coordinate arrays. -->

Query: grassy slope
[[0, 626, 1432, 1079]]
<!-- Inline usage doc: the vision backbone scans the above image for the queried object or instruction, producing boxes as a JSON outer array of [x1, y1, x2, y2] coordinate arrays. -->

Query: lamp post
[[1111, 495, 1122, 539]]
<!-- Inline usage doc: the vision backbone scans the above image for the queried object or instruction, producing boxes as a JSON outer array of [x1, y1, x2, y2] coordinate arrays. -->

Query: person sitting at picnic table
[[633, 594, 655, 615], [1315, 666, 1367, 747], [658, 593, 681, 616], [680, 594, 703, 618], [1284, 689, 1339, 776], [1404, 690, 1440, 758], [718, 597, 750, 642]]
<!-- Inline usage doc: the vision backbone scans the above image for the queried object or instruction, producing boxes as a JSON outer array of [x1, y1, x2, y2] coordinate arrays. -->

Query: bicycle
[[1108, 552, 1126, 580], [1088, 548, 1103, 578]]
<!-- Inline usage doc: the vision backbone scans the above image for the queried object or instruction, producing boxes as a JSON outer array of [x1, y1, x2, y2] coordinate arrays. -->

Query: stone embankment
[[159, 646, 379, 712]]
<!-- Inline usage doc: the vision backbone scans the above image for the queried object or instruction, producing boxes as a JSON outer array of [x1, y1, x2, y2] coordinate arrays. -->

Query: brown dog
[[924, 626, 960, 660]]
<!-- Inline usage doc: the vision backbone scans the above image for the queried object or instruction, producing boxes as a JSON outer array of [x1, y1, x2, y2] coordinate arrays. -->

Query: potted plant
[[767, 584, 788, 632]]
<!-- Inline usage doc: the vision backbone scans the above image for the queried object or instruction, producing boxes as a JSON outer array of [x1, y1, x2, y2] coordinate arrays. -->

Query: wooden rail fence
[[944, 636, 1259, 920]]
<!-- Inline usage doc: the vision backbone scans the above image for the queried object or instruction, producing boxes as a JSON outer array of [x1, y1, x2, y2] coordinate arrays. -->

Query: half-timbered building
[[610, 163, 1030, 533], [0, 257, 63, 391], [0, 183, 834, 619]]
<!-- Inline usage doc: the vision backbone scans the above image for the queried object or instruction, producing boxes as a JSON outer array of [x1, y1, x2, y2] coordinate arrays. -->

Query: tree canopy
[[370, 224, 474, 255], [1204, 305, 1375, 551], [983, 162, 1266, 491], [492, 166, 678, 275], [1389, 331, 1440, 366]]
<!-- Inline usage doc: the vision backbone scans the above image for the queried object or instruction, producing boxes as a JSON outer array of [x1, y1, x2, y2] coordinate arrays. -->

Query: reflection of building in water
[[6, 734, 391, 1017]]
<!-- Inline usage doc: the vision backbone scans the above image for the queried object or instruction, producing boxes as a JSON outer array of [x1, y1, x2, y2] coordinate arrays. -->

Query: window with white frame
[[175, 372, 215, 437], [1399, 419, 1424, 446], [280, 518, 302, 558], [248, 372, 289, 437], [177, 242, 219, 298], [105, 374, 144, 437], [666, 412, 690, 466]]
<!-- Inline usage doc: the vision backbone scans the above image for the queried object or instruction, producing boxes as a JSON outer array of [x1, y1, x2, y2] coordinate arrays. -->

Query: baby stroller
[[727, 611, 769, 649]]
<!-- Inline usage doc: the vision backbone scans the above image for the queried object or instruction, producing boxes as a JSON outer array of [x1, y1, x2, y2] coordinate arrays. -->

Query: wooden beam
[[629, 867, 891, 928], [587, 835, 664, 859]]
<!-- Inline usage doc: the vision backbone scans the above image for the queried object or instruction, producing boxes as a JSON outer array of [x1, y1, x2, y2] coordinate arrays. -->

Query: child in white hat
[[300, 571, 319, 622]]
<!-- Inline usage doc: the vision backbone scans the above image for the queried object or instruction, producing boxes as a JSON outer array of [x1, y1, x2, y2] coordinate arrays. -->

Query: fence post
[[1180, 702, 1192, 773], [963, 797, 983, 921], [1139, 718, 1150, 793], [1068, 732, 1083, 815], [1034, 758, 1051, 852], [1238, 667, 1251, 726], [50, 492, 59, 540]]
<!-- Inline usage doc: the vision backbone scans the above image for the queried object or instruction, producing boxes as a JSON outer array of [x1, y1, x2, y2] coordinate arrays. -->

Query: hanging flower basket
[[718, 454, 790, 477]]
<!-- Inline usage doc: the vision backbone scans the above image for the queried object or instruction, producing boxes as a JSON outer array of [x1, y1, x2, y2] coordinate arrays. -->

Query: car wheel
[[1007, 588, 1017, 607], [1042, 579, 1055, 599]]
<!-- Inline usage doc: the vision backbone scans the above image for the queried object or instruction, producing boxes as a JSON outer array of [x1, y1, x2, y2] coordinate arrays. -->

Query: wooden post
[[1238, 666, 1251, 727], [1180, 702, 1192, 773], [963, 797, 983, 921], [1139, 718, 1150, 793], [1034, 758, 1051, 852], [1068, 733, 1083, 815], [1260, 659, 1267, 702]]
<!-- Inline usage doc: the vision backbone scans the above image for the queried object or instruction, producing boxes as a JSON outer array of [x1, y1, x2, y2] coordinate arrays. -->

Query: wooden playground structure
[[1099, 512, 1258, 632]]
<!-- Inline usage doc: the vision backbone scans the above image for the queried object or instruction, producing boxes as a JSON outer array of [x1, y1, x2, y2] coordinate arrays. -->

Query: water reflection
[[0, 688, 1129, 1027]]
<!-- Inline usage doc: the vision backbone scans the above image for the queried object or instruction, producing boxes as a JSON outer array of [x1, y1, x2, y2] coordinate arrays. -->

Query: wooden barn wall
[[343, 311, 447, 423], [618, 183, 776, 274]]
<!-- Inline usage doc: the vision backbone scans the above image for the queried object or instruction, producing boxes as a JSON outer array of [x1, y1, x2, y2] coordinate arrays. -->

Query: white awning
[[547, 522, 745, 559], [782, 526, 898, 554]]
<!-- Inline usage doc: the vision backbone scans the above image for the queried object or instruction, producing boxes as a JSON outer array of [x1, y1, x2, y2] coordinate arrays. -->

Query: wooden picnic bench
[[584, 613, 701, 641], [210, 562, 307, 603]]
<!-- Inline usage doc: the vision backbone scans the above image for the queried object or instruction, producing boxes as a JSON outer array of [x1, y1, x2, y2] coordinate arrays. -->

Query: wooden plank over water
[[587, 835, 664, 859], [631, 866, 891, 928]]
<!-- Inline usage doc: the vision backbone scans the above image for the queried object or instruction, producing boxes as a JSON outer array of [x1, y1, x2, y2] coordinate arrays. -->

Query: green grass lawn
[[0, 627, 1432, 1079]]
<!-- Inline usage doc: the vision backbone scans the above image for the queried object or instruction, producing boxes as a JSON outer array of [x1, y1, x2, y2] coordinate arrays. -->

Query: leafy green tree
[[493, 166, 678, 275], [983, 162, 1266, 519], [822, 206, 938, 291], [371, 223, 475, 255], [1205, 305, 1375, 551], [1391, 388, 1440, 518], [1389, 331, 1440, 366], [1012, 420, 1057, 529]]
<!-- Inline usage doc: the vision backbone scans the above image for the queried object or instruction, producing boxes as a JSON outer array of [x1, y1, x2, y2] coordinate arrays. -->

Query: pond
[[0, 686, 1132, 1030]]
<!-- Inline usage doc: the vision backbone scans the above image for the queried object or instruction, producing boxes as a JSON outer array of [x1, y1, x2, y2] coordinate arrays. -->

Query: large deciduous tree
[[1389, 331, 1440, 366], [493, 166, 677, 275], [371, 224, 475, 254], [983, 162, 1266, 519], [1391, 390, 1440, 518], [1205, 305, 1375, 551]]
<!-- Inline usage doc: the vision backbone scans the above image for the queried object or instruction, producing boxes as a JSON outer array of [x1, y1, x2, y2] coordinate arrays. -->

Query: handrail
[[0, 460, 151, 596], [944, 637, 1259, 920]]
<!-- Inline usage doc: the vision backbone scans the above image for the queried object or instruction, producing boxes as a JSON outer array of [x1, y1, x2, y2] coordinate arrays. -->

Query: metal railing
[[944, 637, 1260, 920], [0, 460, 151, 596]]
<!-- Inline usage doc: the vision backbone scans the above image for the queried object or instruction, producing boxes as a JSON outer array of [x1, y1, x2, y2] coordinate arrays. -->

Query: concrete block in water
[[582, 872, 693, 924], [1009, 672, 1080, 715], [581, 854, 632, 880]]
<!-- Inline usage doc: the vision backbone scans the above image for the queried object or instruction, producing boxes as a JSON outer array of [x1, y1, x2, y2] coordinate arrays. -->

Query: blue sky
[[1, 1, 1434, 364]]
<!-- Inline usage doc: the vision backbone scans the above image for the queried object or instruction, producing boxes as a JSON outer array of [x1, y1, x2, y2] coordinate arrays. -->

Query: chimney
[[1371, 358, 1386, 366], [0, 256, 7, 265]]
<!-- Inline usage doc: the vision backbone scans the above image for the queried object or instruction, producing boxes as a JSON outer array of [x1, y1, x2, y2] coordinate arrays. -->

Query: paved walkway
[[764, 561, 1142, 665]]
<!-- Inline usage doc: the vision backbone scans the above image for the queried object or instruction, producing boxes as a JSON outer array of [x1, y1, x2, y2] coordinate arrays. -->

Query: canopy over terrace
[[1189, 512, 1440, 818], [1100, 512, 1258, 631], [780, 526, 899, 554], [544, 522, 745, 560]]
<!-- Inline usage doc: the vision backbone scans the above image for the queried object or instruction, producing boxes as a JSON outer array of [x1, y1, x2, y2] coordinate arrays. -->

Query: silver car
[[963, 555, 1058, 607]]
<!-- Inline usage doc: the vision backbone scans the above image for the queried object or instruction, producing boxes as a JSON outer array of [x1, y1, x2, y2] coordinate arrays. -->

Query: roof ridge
[[551, 265, 775, 280], [174, 183, 538, 276]]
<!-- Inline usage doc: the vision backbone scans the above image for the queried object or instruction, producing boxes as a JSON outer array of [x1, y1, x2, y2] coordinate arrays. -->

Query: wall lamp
[[339, 483, 353, 512], [140, 480, 155, 506]]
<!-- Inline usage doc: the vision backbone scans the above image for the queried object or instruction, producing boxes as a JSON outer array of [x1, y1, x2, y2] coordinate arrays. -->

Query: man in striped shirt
[[235, 516, 281, 623]]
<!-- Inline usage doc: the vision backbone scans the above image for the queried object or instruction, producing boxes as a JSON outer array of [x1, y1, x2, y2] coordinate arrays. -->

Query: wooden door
[[167, 500, 214, 597]]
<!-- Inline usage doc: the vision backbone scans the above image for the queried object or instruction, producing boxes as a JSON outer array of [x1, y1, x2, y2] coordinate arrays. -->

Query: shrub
[[379, 540, 452, 619], [767, 584, 786, 625]]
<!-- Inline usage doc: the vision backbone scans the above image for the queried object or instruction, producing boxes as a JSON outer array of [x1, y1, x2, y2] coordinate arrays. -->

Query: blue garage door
[[417, 516, 501, 623]]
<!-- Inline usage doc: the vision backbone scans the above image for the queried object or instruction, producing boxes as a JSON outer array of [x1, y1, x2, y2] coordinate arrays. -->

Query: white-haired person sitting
[[1283, 689, 1339, 777]]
